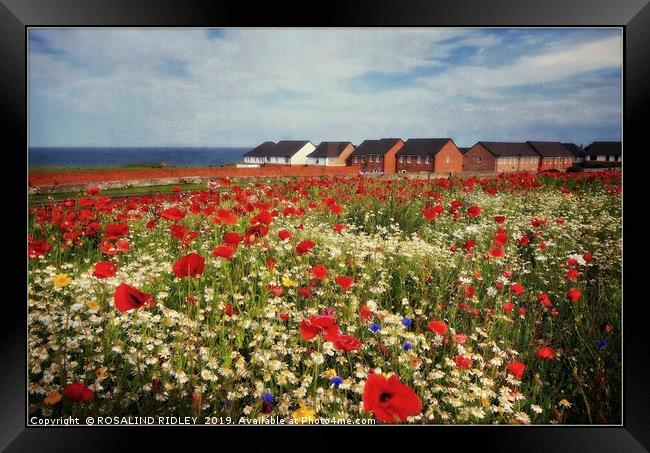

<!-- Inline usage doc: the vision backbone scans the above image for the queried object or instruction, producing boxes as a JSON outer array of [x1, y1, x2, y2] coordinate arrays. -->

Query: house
[[562, 143, 587, 164], [395, 138, 463, 174], [585, 141, 622, 162], [348, 138, 405, 174], [459, 147, 470, 155], [528, 141, 574, 171], [242, 141, 276, 166], [242, 140, 316, 166], [462, 142, 540, 173], [306, 142, 355, 166]]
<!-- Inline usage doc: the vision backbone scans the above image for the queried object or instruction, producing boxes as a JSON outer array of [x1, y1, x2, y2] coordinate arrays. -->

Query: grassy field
[[27, 172, 621, 424]]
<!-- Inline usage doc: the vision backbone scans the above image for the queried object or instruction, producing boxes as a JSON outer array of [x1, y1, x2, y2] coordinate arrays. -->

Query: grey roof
[[459, 147, 470, 154], [527, 141, 573, 158], [585, 141, 621, 156], [395, 138, 453, 156], [478, 142, 540, 157], [307, 142, 354, 158], [244, 141, 276, 157], [351, 138, 403, 156], [245, 140, 312, 158], [562, 143, 586, 158]]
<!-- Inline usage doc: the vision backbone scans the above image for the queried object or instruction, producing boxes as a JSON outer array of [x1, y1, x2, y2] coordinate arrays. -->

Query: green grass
[[29, 183, 212, 203]]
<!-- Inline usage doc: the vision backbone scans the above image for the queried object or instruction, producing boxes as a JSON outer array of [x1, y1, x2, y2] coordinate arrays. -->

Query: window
[[477, 157, 482, 163], [426, 156, 431, 164], [399, 156, 404, 163], [315, 158, 319, 165], [285, 157, 290, 164], [606, 155, 610, 161], [353, 156, 358, 164], [266, 156, 271, 162], [446, 155, 450, 163], [407, 156, 411, 163], [417, 156, 421, 164]]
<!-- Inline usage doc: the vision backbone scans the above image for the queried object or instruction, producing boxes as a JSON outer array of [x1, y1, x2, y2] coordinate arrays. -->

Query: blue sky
[[29, 28, 622, 148]]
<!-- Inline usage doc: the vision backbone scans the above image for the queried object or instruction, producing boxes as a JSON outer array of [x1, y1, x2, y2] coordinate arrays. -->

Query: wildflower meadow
[[28, 171, 622, 424]]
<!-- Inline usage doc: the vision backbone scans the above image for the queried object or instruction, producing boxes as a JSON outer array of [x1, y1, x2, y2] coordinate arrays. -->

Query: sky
[[29, 28, 622, 148]]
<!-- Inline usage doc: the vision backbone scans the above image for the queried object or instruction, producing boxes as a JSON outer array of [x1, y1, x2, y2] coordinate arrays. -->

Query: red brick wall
[[434, 141, 463, 173], [463, 144, 496, 172], [395, 156, 434, 173], [29, 165, 359, 187], [383, 140, 404, 174]]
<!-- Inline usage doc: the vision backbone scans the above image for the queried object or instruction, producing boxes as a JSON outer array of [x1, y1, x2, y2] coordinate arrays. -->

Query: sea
[[28, 147, 251, 168]]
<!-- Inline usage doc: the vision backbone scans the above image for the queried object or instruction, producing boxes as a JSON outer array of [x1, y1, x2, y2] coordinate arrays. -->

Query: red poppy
[[362, 373, 422, 423], [335, 275, 354, 292], [566, 268, 580, 281], [427, 320, 447, 336], [63, 382, 93, 402], [493, 228, 508, 246], [454, 355, 472, 369], [567, 288, 582, 303], [518, 307, 527, 316], [250, 210, 274, 225], [266, 258, 277, 270], [267, 285, 284, 297], [172, 186, 181, 193], [538, 292, 553, 309], [278, 229, 293, 241], [296, 240, 316, 256], [298, 287, 313, 298], [104, 223, 129, 240], [172, 253, 206, 278], [332, 223, 345, 233], [422, 204, 444, 221], [464, 285, 474, 298], [309, 264, 328, 281], [467, 205, 481, 218], [243, 224, 269, 244], [494, 215, 506, 224], [300, 314, 339, 341], [87, 187, 101, 196], [160, 207, 186, 221], [213, 245, 235, 261], [114, 283, 155, 313], [489, 247, 506, 258], [116, 239, 130, 252], [93, 261, 116, 279], [464, 239, 477, 253], [510, 283, 524, 295], [506, 361, 525, 379], [583, 252, 593, 263], [328, 334, 362, 352], [279, 312, 290, 321], [28, 239, 52, 258], [452, 333, 467, 344], [536, 345, 556, 360], [518, 235, 530, 247], [212, 209, 239, 225], [224, 303, 235, 317], [503, 302, 514, 312], [146, 219, 157, 229], [223, 232, 243, 246], [359, 304, 373, 322]]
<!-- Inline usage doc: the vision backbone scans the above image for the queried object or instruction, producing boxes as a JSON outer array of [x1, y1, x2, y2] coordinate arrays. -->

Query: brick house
[[463, 142, 540, 173], [348, 138, 404, 174], [242, 140, 316, 166], [306, 142, 356, 166], [395, 138, 463, 174], [562, 143, 587, 164], [585, 141, 622, 163], [528, 141, 574, 171]]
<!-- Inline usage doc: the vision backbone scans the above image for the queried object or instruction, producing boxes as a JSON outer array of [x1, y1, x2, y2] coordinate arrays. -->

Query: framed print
[[2, 0, 648, 451]]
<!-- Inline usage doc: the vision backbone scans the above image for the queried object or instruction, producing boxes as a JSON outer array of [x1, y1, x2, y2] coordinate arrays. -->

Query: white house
[[306, 142, 356, 166], [242, 141, 316, 166], [585, 141, 622, 163]]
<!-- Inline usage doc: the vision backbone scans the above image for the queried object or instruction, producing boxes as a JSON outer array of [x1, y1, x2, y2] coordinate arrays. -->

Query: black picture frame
[[5, 1, 647, 451]]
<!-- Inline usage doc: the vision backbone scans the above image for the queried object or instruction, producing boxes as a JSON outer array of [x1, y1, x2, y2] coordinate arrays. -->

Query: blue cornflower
[[330, 376, 343, 388], [403, 342, 413, 351], [369, 323, 381, 333], [596, 339, 608, 350], [261, 392, 274, 404], [402, 317, 413, 328]]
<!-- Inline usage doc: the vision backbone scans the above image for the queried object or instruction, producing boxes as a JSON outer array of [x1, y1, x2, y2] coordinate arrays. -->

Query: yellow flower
[[558, 399, 572, 408], [52, 273, 72, 288], [323, 369, 337, 379], [87, 300, 100, 311], [44, 391, 62, 405], [292, 404, 317, 424], [282, 277, 297, 287]]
